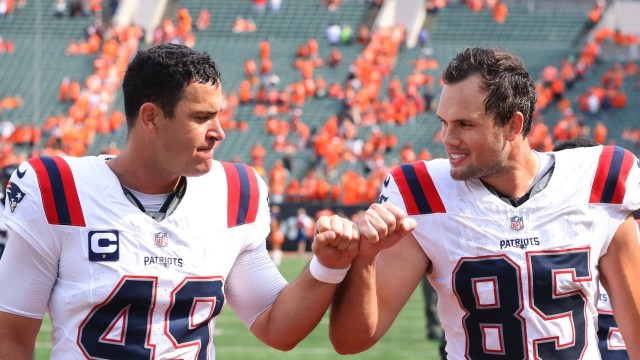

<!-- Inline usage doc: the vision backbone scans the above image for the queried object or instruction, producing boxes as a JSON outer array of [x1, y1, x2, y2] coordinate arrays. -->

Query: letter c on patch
[[88, 230, 119, 261]]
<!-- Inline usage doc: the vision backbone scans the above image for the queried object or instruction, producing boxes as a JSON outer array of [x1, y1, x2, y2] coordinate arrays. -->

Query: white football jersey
[[379, 146, 640, 360], [0, 155, 285, 359]]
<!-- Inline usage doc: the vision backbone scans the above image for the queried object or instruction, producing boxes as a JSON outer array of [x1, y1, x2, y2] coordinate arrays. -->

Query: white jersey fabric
[[379, 145, 640, 360], [0, 155, 288, 359]]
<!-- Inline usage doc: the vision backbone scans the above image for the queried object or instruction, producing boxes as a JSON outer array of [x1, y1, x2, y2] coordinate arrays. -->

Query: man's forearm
[[250, 266, 337, 351], [0, 312, 40, 360], [329, 255, 380, 354]]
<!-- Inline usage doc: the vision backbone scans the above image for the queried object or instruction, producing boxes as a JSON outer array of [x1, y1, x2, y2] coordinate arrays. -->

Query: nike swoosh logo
[[16, 167, 26, 179], [383, 176, 390, 187]]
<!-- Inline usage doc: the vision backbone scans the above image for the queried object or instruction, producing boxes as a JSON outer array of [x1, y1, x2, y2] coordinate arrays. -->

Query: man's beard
[[449, 130, 508, 181], [450, 158, 507, 181]]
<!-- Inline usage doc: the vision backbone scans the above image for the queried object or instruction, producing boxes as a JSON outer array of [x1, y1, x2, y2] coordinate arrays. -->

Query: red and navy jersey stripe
[[222, 162, 260, 227], [391, 161, 446, 215], [590, 146, 636, 204], [28, 156, 86, 227]]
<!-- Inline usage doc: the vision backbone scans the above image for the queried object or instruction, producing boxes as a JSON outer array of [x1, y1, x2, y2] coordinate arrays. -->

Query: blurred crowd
[[0, 0, 639, 207]]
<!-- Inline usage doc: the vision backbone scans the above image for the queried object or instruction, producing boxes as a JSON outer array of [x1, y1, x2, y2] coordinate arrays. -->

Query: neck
[[107, 147, 180, 194], [481, 145, 540, 199]]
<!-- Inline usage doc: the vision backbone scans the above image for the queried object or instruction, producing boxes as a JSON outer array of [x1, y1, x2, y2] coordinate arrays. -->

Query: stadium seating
[[181, 0, 370, 173], [0, 0, 638, 201], [0, 2, 97, 126]]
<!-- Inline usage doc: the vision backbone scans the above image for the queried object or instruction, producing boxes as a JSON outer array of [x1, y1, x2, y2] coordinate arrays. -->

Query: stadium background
[[1, 0, 639, 357]]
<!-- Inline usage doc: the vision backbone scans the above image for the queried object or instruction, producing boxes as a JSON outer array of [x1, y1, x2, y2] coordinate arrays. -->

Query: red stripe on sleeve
[[27, 157, 60, 225], [391, 166, 419, 216], [52, 156, 85, 227], [412, 162, 446, 214], [244, 165, 260, 224], [222, 162, 240, 227], [589, 147, 614, 203], [610, 149, 634, 204]]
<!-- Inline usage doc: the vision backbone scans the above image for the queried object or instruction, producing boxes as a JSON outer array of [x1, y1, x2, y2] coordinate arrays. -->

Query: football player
[[0, 44, 362, 359], [329, 47, 640, 359], [0, 163, 17, 259]]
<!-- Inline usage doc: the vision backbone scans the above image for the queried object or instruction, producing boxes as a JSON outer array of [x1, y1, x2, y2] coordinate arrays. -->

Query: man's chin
[[450, 172, 465, 181], [185, 161, 213, 177], [450, 168, 476, 181]]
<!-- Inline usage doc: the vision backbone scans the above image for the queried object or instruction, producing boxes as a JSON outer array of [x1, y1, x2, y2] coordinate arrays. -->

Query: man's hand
[[312, 215, 359, 269], [357, 202, 417, 258]]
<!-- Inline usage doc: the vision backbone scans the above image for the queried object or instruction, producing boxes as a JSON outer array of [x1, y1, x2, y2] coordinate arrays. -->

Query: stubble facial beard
[[449, 129, 508, 181]]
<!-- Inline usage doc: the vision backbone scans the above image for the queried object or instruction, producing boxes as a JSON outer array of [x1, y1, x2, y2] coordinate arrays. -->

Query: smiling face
[[153, 81, 225, 178], [437, 74, 510, 181]]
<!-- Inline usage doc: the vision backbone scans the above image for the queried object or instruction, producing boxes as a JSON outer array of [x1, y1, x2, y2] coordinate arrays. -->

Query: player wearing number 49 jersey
[[329, 47, 640, 360], [0, 44, 361, 359], [0, 156, 278, 358]]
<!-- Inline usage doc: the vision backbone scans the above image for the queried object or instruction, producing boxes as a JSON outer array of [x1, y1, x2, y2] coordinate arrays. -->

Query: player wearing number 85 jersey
[[329, 47, 640, 359], [0, 44, 361, 359]]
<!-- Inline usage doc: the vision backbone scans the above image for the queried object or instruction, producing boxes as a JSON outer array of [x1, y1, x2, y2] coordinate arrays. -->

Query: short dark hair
[[552, 137, 599, 151], [442, 47, 537, 137], [122, 43, 221, 130]]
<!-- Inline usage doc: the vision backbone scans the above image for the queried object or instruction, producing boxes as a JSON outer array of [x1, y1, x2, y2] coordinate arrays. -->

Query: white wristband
[[309, 256, 351, 284]]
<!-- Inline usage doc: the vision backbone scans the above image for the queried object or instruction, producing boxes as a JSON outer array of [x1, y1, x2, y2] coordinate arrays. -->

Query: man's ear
[[506, 111, 524, 141], [138, 102, 161, 131]]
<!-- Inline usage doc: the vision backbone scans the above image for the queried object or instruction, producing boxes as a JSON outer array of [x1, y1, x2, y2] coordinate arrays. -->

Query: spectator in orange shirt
[[58, 76, 71, 102], [307, 38, 319, 60], [341, 170, 361, 205], [587, 0, 605, 28], [467, 0, 483, 12], [69, 80, 81, 101], [326, 48, 342, 68], [493, 1, 508, 24], [623, 60, 638, 77], [238, 80, 252, 103], [399, 142, 416, 163], [259, 40, 271, 60], [250, 141, 266, 164], [417, 148, 432, 161], [232, 17, 248, 33], [196, 8, 210, 31], [593, 121, 607, 144], [268, 205, 285, 266], [269, 160, 288, 204], [610, 90, 627, 108]]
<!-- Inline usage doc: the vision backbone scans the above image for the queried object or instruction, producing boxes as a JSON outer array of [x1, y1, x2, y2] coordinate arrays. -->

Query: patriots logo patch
[[6, 181, 26, 213]]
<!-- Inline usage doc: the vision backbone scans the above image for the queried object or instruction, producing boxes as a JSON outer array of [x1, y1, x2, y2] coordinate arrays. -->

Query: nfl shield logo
[[154, 232, 169, 247], [510, 216, 524, 231]]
